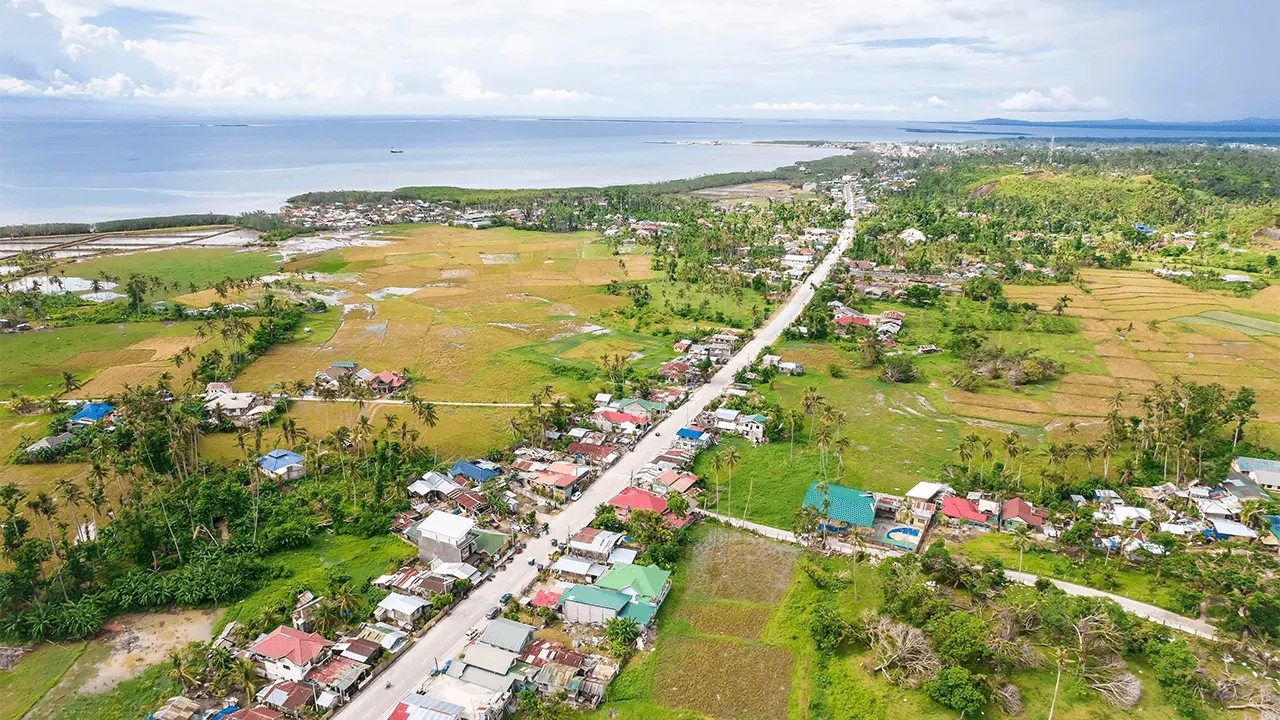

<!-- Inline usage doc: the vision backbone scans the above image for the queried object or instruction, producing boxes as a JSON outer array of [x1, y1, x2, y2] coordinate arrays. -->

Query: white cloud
[[438, 66, 501, 100], [750, 100, 901, 113], [998, 85, 1111, 112], [927, 95, 948, 108], [520, 87, 604, 102], [0, 75, 41, 94]]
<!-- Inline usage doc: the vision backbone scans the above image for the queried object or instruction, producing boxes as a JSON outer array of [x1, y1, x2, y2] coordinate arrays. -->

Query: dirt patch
[[680, 602, 773, 640], [80, 608, 221, 694], [654, 636, 793, 720], [124, 336, 200, 361], [440, 268, 475, 279], [685, 531, 799, 605]]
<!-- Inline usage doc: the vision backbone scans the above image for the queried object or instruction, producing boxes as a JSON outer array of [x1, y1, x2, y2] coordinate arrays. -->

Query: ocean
[[2, 115, 1277, 225]]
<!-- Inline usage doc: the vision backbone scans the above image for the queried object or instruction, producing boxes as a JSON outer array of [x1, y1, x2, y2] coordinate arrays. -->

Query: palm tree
[[801, 387, 823, 445], [27, 491, 69, 601], [849, 526, 867, 599], [1047, 646, 1071, 720], [167, 648, 198, 691], [787, 408, 804, 467], [1080, 444, 1098, 477], [980, 438, 994, 477], [721, 447, 740, 521], [55, 478, 86, 540], [1010, 523, 1034, 573], [709, 453, 725, 516], [60, 371, 82, 395], [229, 656, 259, 700]]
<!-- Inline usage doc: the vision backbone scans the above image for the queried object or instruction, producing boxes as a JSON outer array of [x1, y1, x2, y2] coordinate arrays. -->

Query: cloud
[[0, 75, 41, 94], [998, 85, 1111, 112], [438, 66, 501, 100], [520, 87, 604, 102], [750, 100, 901, 113], [927, 95, 948, 108]]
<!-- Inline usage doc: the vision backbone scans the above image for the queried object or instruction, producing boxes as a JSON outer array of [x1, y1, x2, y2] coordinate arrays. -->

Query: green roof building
[[596, 563, 672, 605], [803, 482, 875, 528]]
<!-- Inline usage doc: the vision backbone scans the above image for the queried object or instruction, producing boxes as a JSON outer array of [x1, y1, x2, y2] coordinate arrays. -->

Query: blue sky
[[1, 0, 1276, 119]]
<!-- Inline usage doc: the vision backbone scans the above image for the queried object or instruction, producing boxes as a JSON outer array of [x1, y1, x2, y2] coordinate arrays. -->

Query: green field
[[0, 642, 87, 720], [214, 533, 416, 635], [1173, 309, 1280, 336], [66, 248, 281, 299], [0, 321, 199, 396]]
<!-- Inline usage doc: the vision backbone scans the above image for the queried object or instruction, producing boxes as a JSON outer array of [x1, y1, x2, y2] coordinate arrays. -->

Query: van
[[485, 606, 502, 620]]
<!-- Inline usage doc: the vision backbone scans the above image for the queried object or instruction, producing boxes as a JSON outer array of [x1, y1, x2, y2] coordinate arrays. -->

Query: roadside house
[[607, 487, 691, 527], [246, 626, 332, 683], [802, 482, 874, 532], [68, 402, 113, 428], [414, 511, 478, 564], [595, 563, 671, 605], [375, 592, 432, 628], [567, 527, 625, 563], [26, 432, 73, 456]]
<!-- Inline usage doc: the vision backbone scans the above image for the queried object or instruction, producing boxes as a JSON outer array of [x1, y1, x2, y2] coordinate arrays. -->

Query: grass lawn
[[958, 532, 1179, 611], [0, 321, 201, 396], [214, 533, 415, 635], [63, 248, 280, 299], [37, 662, 179, 720], [0, 641, 87, 720]]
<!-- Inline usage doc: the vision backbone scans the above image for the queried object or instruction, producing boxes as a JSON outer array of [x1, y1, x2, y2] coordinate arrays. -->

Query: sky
[[1, 0, 1277, 120]]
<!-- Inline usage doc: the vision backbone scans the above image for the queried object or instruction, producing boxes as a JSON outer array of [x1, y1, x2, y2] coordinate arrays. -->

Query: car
[[485, 606, 502, 620], [465, 627, 479, 639], [570, 491, 582, 501], [500, 592, 513, 605]]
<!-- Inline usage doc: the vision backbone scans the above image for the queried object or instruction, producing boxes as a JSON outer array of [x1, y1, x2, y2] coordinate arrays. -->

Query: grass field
[[214, 533, 415, 635], [589, 526, 1211, 720], [64, 248, 280, 300], [0, 642, 87, 720]]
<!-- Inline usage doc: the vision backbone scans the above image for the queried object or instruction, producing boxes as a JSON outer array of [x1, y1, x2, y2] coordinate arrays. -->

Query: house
[[376, 592, 432, 627], [479, 618, 535, 653], [258, 449, 306, 481], [246, 626, 332, 682], [452, 489, 490, 516], [227, 708, 283, 720], [903, 481, 950, 526], [408, 471, 463, 503], [672, 339, 692, 353], [1093, 489, 1123, 508], [777, 362, 804, 375], [593, 393, 613, 406], [1233, 457, 1280, 492], [414, 511, 477, 564], [334, 637, 382, 665], [291, 591, 324, 632], [567, 527, 625, 563], [1001, 498, 1048, 530], [69, 402, 113, 427], [614, 397, 665, 421], [565, 442, 619, 465], [258, 680, 316, 716], [1094, 505, 1152, 528], [939, 496, 995, 529], [653, 469, 698, 496], [608, 487, 690, 527], [595, 563, 671, 605], [366, 370, 407, 394], [314, 361, 358, 388], [356, 622, 409, 654], [589, 409, 649, 435], [306, 656, 369, 706], [1223, 469, 1273, 501], [659, 360, 696, 383], [26, 432, 73, 456], [759, 354, 781, 368], [802, 482, 875, 532], [648, 388, 684, 407], [205, 392, 266, 424], [558, 585, 630, 624], [1208, 518, 1258, 541], [152, 696, 202, 720], [388, 693, 465, 720], [550, 555, 607, 582], [448, 460, 500, 484], [204, 381, 234, 397], [673, 427, 710, 450], [526, 461, 590, 500]]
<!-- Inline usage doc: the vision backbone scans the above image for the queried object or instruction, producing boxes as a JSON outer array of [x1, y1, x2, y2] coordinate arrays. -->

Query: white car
[[465, 626, 479, 639], [570, 490, 582, 501]]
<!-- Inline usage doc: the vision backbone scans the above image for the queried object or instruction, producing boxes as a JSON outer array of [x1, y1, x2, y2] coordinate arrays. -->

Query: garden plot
[[652, 637, 793, 720]]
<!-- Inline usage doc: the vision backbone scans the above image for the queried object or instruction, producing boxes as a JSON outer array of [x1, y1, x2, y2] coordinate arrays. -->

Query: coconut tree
[[1010, 523, 1034, 573], [801, 387, 823, 444], [787, 407, 804, 467], [60, 371, 82, 395], [26, 491, 69, 601], [721, 447, 740, 521]]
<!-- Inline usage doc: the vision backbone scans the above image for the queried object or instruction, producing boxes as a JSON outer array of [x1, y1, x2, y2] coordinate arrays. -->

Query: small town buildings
[[314, 361, 358, 388], [306, 656, 370, 707], [227, 707, 283, 720], [802, 482, 875, 532], [550, 555, 607, 583], [375, 592, 432, 628], [940, 496, 995, 529], [388, 693, 466, 720], [607, 487, 690, 527], [1208, 518, 1258, 541], [258, 680, 316, 716], [1222, 471, 1271, 502], [334, 637, 382, 665], [152, 696, 202, 720], [69, 402, 113, 428], [1001, 498, 1048, 531], [26, 432, 73, 456], [777, 362, 804, 375], [595, 563, 671, 606], [204, 381, 234, 397], [449, 459, 501, 484], [414, 511, 478, 564], [652, 469, 698, 496], [205, 392, 269, 426], [1232, 457, 1280, 492], [480, 618, 535, 653], [246, 626, 332, 683], [589, 408, 649, 435], [408, 471, 464, 504], [903, 481, 950, 526], [565, 442, 620, 465], [567, 527, 625, 563], [258, 449, 306, 481]]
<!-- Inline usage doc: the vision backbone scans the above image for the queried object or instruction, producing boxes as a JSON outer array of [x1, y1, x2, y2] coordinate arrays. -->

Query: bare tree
[[858, 611, 940, 688]]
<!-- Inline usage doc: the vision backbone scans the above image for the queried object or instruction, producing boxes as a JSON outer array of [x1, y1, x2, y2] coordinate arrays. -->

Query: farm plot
[[652, 637, 794, 720]]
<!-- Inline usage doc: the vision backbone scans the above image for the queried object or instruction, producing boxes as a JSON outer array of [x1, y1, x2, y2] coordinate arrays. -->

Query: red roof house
[[1001, 497, 1048, 528], [247, 626, 332, 682], [940, 497, 994, 527], [259, 680, 315, 713], [608, 487, 690, 528], [228, 708, 283, 720]]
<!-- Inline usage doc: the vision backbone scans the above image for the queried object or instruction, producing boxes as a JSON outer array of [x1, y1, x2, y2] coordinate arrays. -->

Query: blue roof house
[[803, 482, 875, 532], [449, 460, 499, 484], [69, 403, 114, 427], [258, 449, 307, 481]]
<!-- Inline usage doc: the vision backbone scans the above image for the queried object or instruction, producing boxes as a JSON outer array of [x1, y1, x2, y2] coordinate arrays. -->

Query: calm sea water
[[2, 116, 1276, 224]]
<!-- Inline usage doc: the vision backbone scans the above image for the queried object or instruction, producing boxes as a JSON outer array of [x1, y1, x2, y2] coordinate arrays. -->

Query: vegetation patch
[[684, 529, 800, 605], [678, 601, 774, 640], [652, 635, 794, 720]]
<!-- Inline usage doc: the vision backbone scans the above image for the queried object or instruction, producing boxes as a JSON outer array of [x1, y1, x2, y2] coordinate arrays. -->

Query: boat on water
[[390, 147, 405, 154]]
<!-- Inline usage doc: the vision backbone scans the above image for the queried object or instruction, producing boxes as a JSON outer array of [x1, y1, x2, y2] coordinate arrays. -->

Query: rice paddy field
[[589, 527, 1208, 720]]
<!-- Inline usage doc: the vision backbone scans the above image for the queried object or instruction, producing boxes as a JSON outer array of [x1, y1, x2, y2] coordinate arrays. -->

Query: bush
[[922, 666, 991, 716], [880, 356, 917, 383]]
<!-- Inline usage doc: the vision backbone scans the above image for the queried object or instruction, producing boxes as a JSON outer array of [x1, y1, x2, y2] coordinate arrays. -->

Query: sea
[[3, 115, 1278, 225]]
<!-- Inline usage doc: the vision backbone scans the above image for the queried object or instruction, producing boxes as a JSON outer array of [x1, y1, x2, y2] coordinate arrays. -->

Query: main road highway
[[336, 199, 855, 720]]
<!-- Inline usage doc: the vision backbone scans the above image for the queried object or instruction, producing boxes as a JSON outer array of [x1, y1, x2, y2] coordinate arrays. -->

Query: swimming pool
[[884, 526, 921, 549]]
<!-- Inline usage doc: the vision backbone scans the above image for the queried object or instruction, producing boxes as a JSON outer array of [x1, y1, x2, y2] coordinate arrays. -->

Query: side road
[[704, 512, 1218, 640]]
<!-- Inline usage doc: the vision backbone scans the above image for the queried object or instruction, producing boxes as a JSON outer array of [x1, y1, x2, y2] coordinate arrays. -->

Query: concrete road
[[335, 211, 855, 720]]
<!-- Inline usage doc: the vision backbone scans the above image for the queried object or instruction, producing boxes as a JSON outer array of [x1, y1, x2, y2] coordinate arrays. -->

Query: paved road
[[705, 512, 1217, 639], [335, 211, 856, 720]]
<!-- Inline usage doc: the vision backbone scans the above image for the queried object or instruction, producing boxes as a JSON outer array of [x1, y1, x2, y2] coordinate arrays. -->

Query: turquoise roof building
[[803, 482, 875, 528]]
